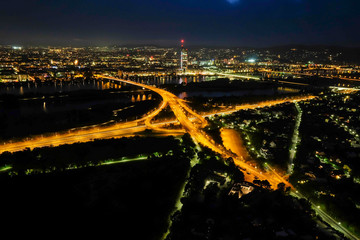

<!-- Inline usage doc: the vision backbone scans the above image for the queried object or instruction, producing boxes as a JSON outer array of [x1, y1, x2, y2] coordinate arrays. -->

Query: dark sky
[[1, 0, 360, 47]]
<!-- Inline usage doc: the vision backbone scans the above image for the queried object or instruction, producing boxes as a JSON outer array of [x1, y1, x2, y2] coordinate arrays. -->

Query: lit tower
[[180, 39, 188, 72]]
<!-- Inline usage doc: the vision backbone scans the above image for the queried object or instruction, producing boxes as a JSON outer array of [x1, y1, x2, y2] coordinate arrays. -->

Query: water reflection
[[0, 80, 106, 95], [43, 102, 47, 112]]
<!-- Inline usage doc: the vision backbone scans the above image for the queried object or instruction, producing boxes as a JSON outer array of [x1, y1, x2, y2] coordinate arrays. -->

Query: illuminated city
[[1, 0, 360, 239]]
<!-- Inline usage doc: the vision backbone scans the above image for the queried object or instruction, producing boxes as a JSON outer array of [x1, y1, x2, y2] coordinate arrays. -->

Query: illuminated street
[[291, 191, 360, 240], [1, 74, 314, 188], [0, 76, 357, 240], [0, 74, 314, 189], [93, 76, 303, 188], [2, 1, 360, 239], [288, 102, 302, 174]]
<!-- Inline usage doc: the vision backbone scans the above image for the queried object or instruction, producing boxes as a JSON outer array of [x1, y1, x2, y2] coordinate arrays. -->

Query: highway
[[0, 73, 314, 189], [262, 70, 360, 88], [0, 74, 313, 189], [202, 95, 316, 118], [1, 75, 357, 239], [95, 78, 360, 239], [100, 75, 303, 188], [0, 97, 312, 155], [0, 120, 186, 154]]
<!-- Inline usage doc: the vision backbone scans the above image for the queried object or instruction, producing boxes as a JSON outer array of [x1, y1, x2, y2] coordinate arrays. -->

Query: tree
[[225, 157, 235, 168], [253, 179, 271, 189], [182, 133, 195, 149], [277, 182, 286, 192], [261, 180, 271, 189]]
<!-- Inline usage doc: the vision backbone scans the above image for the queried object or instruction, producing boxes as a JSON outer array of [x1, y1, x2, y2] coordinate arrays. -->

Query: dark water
[[12, 97, 131, 116], [0, 80, 134, 116], [0, 80, 112, 95], [0, 76, 220, 95], [177, 88, 296, 99]]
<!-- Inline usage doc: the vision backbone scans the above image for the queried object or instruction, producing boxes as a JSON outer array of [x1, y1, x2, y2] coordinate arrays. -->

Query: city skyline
[[1, 0, 360, 47], [1, 1, 360, 239]]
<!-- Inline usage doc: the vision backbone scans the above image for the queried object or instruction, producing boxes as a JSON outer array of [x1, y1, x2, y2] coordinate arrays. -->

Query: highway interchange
[[0, 75, 314, 189], [1, 75, 358, 239], [0, 75, 312, 188]]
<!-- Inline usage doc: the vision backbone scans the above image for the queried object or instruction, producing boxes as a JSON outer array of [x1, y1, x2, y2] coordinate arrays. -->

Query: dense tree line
[[0, 136, 182, 175], [0, 134, 198, 240]]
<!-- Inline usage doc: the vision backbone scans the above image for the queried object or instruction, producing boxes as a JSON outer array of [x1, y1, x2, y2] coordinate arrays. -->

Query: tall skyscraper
[[180, 40, 188, 72]]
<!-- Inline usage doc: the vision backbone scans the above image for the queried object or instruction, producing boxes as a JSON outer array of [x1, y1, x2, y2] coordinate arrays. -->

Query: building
[[180, 40, 188, 72], [228, 182, 254, 198]]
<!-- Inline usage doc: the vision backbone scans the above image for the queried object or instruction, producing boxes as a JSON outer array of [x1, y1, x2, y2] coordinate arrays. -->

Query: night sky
[[1, 0, 360, 47]]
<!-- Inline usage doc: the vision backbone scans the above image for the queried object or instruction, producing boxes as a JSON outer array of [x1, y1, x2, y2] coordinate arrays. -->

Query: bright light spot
[[247, 59, 256, 63]]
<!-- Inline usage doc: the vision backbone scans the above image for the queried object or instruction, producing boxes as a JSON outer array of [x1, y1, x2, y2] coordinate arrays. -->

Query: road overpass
[[0, 96, 313, 155], [98, 75, 299, 188], [0, 75, 315, 189], [0, 75, 356, 239]]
